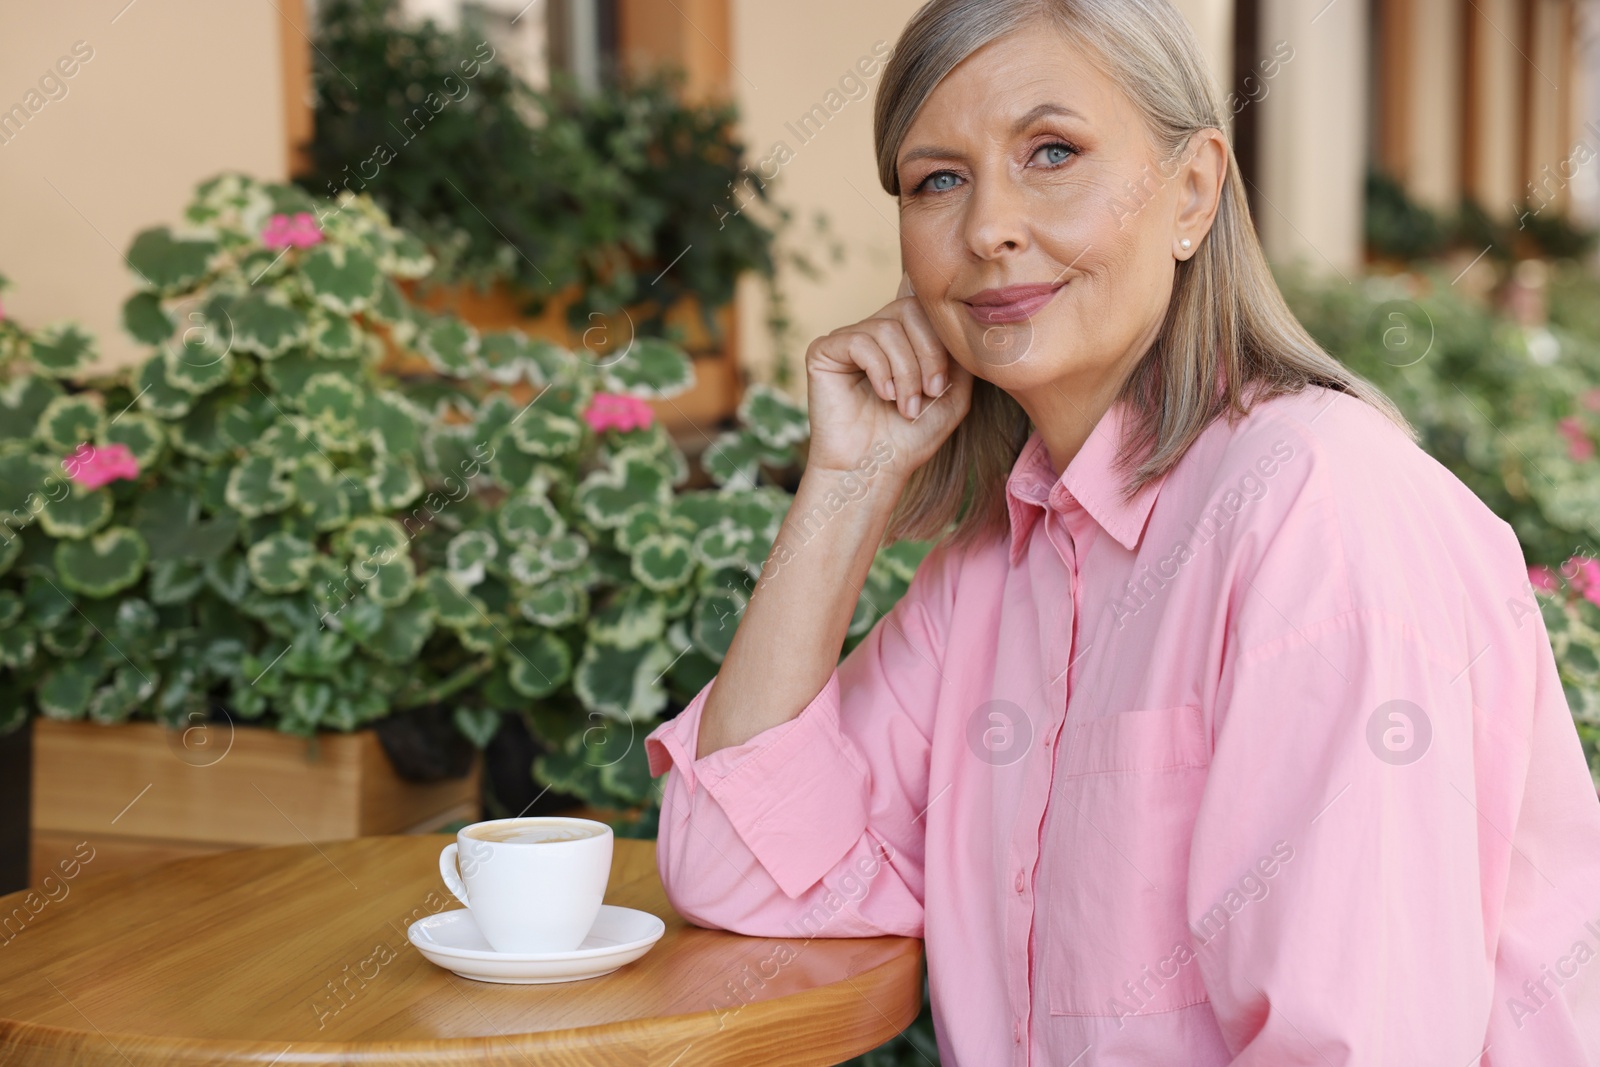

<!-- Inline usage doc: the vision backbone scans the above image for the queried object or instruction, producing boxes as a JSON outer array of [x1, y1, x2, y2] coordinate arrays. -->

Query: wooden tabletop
[[0, 836, 924, 1065]]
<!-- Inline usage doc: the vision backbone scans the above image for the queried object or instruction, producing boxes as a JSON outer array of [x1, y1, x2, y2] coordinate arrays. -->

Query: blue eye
[[1033, 142, 1076, 167], [915, 171, 962, 194]]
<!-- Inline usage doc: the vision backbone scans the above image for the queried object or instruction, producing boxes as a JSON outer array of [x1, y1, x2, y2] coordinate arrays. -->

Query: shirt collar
[[1003, 398, 1168, 563]]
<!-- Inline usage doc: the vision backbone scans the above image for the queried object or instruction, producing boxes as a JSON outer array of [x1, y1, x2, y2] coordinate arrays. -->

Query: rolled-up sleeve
[[645, 541, 960, 939]]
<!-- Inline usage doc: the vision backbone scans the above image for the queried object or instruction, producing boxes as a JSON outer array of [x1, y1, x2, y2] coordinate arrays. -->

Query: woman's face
[[895, 25, 1225, 403]]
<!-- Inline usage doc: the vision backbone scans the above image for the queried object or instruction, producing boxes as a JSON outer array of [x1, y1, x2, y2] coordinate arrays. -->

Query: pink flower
[[1559, 416, 1595, 461], [1529, 565, 1558, 592], [582, 393, 655, 434], [260, 212, 324, 250], [1567, 556, 1600, 608], [64, 443, 140, 490]]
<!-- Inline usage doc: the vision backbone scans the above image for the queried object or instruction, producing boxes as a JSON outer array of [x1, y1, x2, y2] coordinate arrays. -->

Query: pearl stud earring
[[1180, 238, 1192, 250]]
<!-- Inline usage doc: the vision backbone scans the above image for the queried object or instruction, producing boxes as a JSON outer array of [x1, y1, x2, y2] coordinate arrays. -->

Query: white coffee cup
[[438, 816, 614, 954]]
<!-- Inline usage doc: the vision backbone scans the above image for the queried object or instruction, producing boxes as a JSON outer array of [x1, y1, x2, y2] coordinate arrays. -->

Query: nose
[[962, 168, 1030, 260]]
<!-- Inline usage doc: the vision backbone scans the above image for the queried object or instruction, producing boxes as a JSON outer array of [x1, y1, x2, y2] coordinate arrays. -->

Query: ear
[[1171, 128, 1228, 259]]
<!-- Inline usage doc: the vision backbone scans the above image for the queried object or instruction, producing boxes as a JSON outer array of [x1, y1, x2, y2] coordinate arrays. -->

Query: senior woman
[[644, 0, 1600, 1062]]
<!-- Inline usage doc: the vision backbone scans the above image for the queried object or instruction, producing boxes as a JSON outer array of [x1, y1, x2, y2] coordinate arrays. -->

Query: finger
[[836, 332, 897, 404], [859, 319, 925, 419], [896, 271, 915, 300], [887, 298, 950, 397]]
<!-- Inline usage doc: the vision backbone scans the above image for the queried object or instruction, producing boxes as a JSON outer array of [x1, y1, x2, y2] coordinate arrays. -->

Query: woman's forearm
[[694, 466, 908, 759]]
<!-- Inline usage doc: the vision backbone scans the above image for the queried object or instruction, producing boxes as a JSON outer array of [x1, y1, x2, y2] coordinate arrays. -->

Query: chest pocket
[[1045, 704, 1211, 1019]]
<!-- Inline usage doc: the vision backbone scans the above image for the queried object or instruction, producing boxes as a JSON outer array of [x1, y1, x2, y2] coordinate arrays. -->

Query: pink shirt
[[646, 385, 1600, 1065]]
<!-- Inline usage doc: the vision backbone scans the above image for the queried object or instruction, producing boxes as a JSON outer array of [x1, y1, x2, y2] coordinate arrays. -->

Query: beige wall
[[0, 1, 287, 371], [728, 0, 925, 391]]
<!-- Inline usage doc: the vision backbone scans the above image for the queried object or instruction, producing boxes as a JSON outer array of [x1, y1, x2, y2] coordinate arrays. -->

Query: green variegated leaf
[[298, 372, 363, 450], [163, 339, 234, 395], [225, 455, 295, 517], [169, 391, 232, 460], [354, 598, 434, 664], [573, 640, 673, 721], [479, 332, 538, 385], [0, 591, 23, 628], [497, 492, 564, 545], [738, 384, 809, 449], [221, 290, 308, 358], [509, 409, 584, 457], [39, 659, 104, 720], [693, 520, 756, 569], [36, 394, 105, 453], [54, 526, 148, 598], [587, 589, 667, 649], [518, 575, 586, 628], [599, 337, 694, 398], [29, 323, 98, 379], [542, 533, 588, 572], [361, 390, 423, 456], [0, 531, 20, 579], [205, 553, 251, 603], [299, 244, 382, 313], [691, 586, 746, 662], [446, 530, 497, 587], [525, 339, 578, 385], [507, 545, 553, 586], [287, 679, 334, 728], [505, 629, 572, 697], [417, 315, 480, 376], [0, 624, 35, 669], [630, 533, 695, 592], [0, 375, 65, 440], [122, 291, 175, 346], [134, 354, 195, 419], [125, 227, 218, 293], [41, 615, 93, 657], [363, 555, 416, 607], [336, 516, 408, 560], [148, 559, 206, 604], [575, 451, 673, 529], [453, 707, 501, 748], [424, 571, 486, 628], [701, 429, 764, 489], [291, 458, 351, 530], [103, 413, 165, 470], [38, 484, 112, 539], [365, 454, 422, 509], [261, 351, 362, 396], [246, 532, 315, 594], [307, 309, 362, 358]]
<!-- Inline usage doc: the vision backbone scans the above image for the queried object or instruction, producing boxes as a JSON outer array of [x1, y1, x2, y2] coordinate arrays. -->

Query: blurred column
[[1375, 0, 1463, 211], [1518, 0, 1577, 217], [1254, 0, 1368, 275], [616, 0, 730, 104], [1462, 0, 1524, 217]]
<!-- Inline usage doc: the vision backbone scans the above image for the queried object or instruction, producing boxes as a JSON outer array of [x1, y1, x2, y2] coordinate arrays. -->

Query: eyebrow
[[897, 102, 1087, 168]]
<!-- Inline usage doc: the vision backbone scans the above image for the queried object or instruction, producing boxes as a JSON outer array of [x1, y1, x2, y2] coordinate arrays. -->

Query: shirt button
[[1013, 1017, 1023, 1043], [1014, 870, 1026, 893]]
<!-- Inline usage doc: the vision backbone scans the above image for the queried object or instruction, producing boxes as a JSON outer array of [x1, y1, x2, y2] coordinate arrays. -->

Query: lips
[[962, 281, 1066, 324]]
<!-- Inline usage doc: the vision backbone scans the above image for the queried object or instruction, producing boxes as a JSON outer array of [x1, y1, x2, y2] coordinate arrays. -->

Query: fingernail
[[906, 395, 922, 419], [884, 380, 896, 400], [928, 373, 946, 394]]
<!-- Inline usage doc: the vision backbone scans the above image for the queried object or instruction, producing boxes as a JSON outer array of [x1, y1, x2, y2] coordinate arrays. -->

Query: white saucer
[[407, 906, 666, 984]]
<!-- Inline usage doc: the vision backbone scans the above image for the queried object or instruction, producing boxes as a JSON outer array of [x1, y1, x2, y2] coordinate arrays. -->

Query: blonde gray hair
[[874, 0, 1410, 546]]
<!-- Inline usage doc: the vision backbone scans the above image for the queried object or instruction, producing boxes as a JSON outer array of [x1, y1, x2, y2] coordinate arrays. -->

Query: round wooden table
[[0, 836, 924, 1065]]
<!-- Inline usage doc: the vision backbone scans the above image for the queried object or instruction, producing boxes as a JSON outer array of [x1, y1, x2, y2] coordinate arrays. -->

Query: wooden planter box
[[29, 721, 480, 883]]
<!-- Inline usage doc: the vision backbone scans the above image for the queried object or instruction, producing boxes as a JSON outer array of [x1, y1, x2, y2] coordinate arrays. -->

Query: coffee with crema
[[465, 822, 606, 844]]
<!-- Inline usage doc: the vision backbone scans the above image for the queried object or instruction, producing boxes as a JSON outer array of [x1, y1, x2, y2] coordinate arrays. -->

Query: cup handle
[[439, 842, 470, 907]]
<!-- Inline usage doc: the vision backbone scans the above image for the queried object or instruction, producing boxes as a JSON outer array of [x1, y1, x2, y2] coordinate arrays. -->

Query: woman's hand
[[804, 273, 973, 481]]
